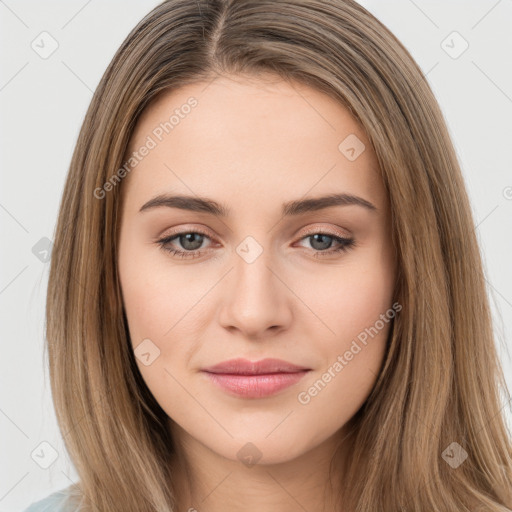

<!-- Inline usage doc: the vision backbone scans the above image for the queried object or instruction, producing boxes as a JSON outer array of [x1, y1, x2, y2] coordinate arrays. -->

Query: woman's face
[[118, 73, 397, 466]]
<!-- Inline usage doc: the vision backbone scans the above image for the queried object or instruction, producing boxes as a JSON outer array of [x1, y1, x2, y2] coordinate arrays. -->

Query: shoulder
[[22, 485, 78, 512]]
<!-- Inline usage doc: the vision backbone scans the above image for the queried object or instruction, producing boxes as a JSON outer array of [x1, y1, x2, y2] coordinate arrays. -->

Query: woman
[[24, 0, 512, 510]]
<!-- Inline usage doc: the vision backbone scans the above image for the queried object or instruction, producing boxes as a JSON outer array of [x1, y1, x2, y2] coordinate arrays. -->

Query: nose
[[217, 243, 293, 339]]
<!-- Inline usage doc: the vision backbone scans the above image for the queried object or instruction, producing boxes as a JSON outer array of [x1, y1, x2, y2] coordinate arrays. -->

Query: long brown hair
[[46, 0, 512, 510]]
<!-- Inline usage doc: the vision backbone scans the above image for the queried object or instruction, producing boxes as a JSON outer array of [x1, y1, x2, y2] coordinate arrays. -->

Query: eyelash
[[156, 228, 356, 260]]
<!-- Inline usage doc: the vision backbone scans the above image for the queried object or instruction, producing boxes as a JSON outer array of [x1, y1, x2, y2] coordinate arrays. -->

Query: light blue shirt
[[22, 487, 76, 512]]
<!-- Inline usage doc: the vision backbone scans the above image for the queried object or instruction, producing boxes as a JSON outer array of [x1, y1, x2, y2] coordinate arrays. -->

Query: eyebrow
[[139, 192, 378, 216]]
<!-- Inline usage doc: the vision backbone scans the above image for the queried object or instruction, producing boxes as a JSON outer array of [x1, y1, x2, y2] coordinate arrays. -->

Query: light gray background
[[1, 1, 511, 510]]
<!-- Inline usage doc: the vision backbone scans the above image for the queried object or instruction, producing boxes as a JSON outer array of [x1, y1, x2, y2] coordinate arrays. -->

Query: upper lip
[[202, 358, 310, 375]]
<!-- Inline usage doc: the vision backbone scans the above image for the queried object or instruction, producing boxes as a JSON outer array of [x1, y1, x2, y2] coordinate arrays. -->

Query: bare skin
[[117, 72, 397, 512]]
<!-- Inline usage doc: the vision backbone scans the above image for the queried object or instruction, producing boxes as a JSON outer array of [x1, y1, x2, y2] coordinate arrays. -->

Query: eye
[[156, 229, 356, 259], [295, 230, 356, 258], [157, 230, 212, 259]]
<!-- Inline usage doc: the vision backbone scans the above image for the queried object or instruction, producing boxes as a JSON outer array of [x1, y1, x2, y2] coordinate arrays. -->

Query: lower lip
[[202, 371, 310, 398]]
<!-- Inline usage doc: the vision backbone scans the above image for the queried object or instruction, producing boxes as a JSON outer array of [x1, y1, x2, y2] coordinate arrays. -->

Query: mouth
[[201, 358, 311, 399]]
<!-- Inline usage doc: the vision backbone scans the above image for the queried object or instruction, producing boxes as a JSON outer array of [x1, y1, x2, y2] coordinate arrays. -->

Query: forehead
[[122, 73, 386, 213]]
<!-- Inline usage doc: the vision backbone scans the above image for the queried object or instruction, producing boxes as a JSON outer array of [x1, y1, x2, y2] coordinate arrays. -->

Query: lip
[[202, 358, 310, 375], [201, 358, 311, 399]]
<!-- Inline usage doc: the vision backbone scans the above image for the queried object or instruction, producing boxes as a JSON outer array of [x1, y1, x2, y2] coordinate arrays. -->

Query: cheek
[[118, 235, 205, 345], [295, 291, 394, 437], [292, 244, 395, 348], [118, 248, 201, 407], [332, 269, 395, 345], [295, 334, 388, 447], [118, 240, 215, 409], [293, 245, 395, 417]]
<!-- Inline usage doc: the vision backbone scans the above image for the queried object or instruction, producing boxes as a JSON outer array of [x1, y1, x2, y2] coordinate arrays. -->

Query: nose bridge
[[217, 233, 291, 335], [234, 234, 274, 292], [233, 233, 278, 305]]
